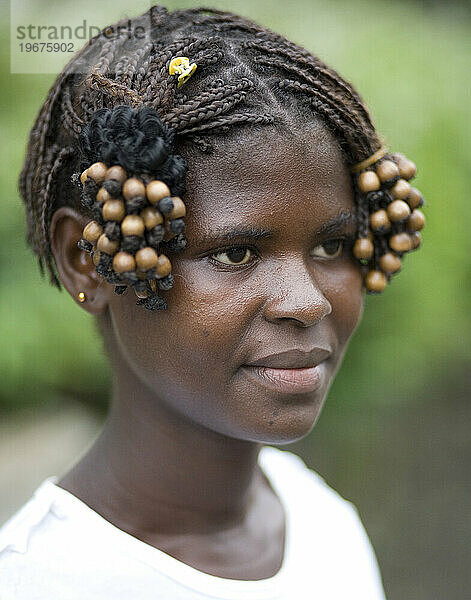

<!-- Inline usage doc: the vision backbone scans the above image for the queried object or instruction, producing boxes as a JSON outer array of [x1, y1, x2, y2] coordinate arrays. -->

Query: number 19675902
[[18, 42, 74, 53]]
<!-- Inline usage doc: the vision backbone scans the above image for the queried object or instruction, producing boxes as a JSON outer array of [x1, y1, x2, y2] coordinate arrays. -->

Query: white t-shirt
[[0, 445, 386, 599]]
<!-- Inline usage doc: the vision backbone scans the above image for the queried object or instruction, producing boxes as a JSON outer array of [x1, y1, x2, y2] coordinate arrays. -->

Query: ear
[[49, 206, 109, 314]]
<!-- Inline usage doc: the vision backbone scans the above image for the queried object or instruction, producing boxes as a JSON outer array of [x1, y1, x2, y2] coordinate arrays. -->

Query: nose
[[263, 260, 332, 327]]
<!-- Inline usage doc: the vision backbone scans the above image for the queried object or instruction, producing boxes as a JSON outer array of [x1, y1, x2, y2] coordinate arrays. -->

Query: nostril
[[282, 316, 316, 328]]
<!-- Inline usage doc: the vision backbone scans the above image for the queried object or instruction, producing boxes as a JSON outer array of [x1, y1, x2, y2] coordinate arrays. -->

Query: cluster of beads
[[77, 162, 187, 310], [352, 151, 425, 293]]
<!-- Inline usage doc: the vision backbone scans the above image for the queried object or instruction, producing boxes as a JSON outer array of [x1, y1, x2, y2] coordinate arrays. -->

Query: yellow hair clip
[[169, 57, 197, 88]]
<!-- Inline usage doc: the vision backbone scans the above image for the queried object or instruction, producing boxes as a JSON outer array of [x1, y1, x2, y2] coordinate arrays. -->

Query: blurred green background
[[1, 0, 470, 598]]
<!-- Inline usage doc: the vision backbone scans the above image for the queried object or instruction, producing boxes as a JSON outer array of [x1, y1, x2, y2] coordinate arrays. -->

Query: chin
[[238, 394, 327, 445]]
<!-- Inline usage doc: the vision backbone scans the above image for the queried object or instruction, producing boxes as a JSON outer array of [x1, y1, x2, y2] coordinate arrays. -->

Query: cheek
[[322, 260, 365, 349], [106, 259, 249, 393]]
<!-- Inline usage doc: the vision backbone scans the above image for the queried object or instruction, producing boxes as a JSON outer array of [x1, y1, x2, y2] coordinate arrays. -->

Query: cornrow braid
[[242, 39, 375, 128], [19, 4, 424, 298]]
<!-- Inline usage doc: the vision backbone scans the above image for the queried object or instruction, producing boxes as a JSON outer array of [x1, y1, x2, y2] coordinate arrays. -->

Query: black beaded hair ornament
[[76, 103, 188, 311], [350, 147, 426, 293]]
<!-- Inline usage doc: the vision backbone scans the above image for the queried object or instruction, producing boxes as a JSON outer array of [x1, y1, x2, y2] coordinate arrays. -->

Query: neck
[[60, 351, 263, 537]]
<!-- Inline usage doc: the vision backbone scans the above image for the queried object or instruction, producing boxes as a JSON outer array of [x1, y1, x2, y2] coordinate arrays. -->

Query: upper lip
[[244, 348, 331, 369]]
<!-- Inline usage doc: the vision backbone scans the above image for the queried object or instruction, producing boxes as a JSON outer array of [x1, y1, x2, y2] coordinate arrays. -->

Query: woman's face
[[106, 122, 364, 444]]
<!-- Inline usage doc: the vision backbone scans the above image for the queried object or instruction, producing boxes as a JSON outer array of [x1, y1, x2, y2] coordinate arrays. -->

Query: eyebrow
[[316, 210, 357, 236], [195, 210, 357, 246]]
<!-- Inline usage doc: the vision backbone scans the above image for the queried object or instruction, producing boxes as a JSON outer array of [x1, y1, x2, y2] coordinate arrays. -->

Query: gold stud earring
[[78, 291, 86, 303]]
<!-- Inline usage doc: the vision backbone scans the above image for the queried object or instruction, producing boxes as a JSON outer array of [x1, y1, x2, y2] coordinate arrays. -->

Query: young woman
[[0, 5, 425, 598]]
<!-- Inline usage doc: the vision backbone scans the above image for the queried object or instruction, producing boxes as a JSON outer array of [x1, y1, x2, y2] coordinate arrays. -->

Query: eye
[[310, 239, 345, 259], [210, 246, 255, 266]]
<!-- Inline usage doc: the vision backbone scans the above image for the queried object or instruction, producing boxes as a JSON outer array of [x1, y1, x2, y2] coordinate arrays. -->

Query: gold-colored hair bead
[[135, 289, 149, 299], [113, 251, 136, 273], [387, 199, 411, 222], [135, 247, 159, 271], [357, 171, 381, 194], [80, 170, 89, 185], [410, 232, 422, 250], [77, 291, 86, 303], [121, 215, 145, 237], [376, 160, 400, 183], [379, 252, 402, 274], [370, 209, 391, 232], [365, 270, 387, 293], [92, 250, 101, 266], [146, 180, 171, 205], [397, 157, 417, 180], [105, 165, 127, 184], [407, 209, 425, 232], [123, 177, 146, 201], [141, 206, 164, 230], [390, 179, 411, 200], [407, 187, 424, 210], [167, 196, 186, 220], [96, 186, 111, 204], [389, 232, 412, 253], [102, 199, 125, 222], [155, 253, 172, 278], [353, 238, 374, 260], [391, 152, 406, 162], [82, 220, 103, 244], [97, 233, 119, 255], [86, 162, 108, 184]]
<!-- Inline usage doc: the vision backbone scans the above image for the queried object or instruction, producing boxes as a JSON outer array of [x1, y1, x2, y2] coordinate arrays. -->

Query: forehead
[[182, 121, 354, 239]]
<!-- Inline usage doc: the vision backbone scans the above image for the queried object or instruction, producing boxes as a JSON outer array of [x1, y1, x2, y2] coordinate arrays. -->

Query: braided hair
[[19, 5, 423, 297]]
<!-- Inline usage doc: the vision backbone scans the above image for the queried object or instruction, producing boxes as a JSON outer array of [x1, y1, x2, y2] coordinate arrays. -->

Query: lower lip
[[242, 364, 325, 394]]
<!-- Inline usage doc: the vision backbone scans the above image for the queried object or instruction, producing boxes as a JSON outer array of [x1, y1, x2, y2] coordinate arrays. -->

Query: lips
[[244, 348, 331, 370], [242, 348, 331, 394], [242, 364, 326, 394]]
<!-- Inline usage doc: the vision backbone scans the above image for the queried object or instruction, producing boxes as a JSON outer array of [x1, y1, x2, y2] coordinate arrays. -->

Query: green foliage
[[1, 0, 469, 410]]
